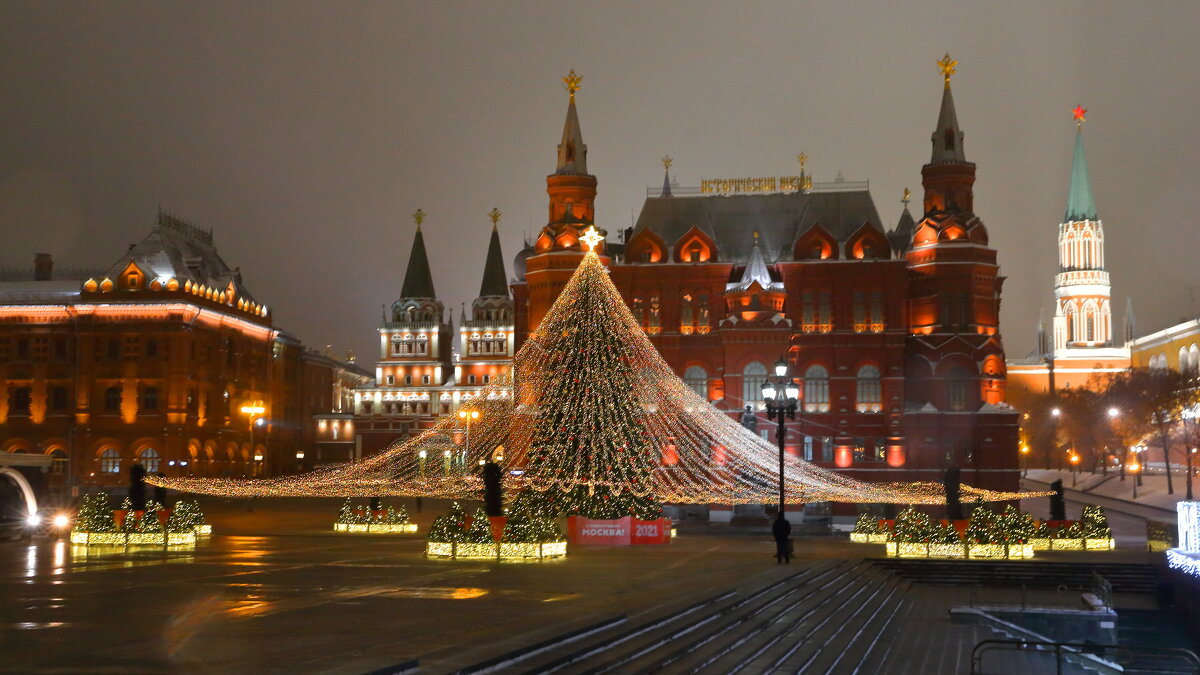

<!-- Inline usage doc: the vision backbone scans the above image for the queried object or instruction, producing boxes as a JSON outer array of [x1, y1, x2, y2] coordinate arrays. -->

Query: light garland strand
[[148, 251, 1047, 506]]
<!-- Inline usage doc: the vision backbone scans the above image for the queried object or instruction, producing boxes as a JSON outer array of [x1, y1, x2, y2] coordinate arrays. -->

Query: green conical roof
[[1065, 126, 1098, 222], [400, 226, 436, 299]]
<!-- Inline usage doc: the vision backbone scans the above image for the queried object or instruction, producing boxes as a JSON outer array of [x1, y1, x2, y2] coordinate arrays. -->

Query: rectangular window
[[422, 375, 431, 385], [54, 338, 68, 360], [482, 374, 490, 384], [870, 292, 884, 332], [32, 337, 49, 361], [386, 375, 394, 385], [16, 338, 29, 360], [820, 437, 833, 463], [468, 375, 476, 385], [803, 436, 814, 461], [124, 336, 139, 358], [853, 292, 866, 332], [818, 292, 832, 332], [51, 386, 69, 411]]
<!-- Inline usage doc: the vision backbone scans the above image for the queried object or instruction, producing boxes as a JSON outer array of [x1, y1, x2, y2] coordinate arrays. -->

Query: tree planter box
[[930, 542, 968, 558], [1051, 538, 1085, 550], [69, 531, 197, 547], [1085, 537, 1115, 550], [1030, 537, 1052, 551], [425, 541, 567, 560], [968, 543, 1034, 559], [849, 532, 889, 544], [333, 522, 418, 534], [194, 524, 213, 536], [886, 541, 1032, 559]]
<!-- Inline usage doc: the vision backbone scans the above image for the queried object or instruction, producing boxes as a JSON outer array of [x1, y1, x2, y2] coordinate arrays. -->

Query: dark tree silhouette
[[943, 466, 963, 520], [1049, 479, 1066, 521]]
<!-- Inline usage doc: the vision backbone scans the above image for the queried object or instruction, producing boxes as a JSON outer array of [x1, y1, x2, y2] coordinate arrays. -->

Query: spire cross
[[580, 225, 603, 252], [488, 207, 502, 226], [562, 69, 582, 102], [661, 155, 673, 171], [412, 209, 426, 228], [937, 52, 957, 88], [1072, 104, 1087, 127]]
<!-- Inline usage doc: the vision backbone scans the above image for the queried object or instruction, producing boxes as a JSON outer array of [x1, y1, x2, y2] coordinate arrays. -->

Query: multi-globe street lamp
[[761, 359, 800, 517]]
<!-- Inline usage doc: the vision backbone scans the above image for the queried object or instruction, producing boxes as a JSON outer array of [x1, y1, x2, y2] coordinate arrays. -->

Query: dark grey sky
[[2, 1, 1198, 366]]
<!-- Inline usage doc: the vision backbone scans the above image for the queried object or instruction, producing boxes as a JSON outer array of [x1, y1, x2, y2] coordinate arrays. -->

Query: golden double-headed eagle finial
[[937, 53, 957, 88], [563, 69, 582, 102], [797, 152, 808, 170], [488, 208, 502, 225], [902, 187, 912, 205], [412, 208, 426, 227], [662, 155, 673, 171]]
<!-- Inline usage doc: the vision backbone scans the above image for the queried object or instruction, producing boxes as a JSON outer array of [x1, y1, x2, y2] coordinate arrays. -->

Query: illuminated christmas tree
[[512, 240, 663, 521]]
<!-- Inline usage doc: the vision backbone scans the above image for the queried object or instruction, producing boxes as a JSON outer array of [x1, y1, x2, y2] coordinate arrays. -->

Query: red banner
[[568, 516, 671, 546]]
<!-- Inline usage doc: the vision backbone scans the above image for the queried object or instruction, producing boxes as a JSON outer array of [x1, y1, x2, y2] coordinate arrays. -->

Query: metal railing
[[971, 639, 1200, 675]]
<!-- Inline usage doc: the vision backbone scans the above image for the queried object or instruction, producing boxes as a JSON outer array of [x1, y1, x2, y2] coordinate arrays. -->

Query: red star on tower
[[1072, 105, 1087, 124]]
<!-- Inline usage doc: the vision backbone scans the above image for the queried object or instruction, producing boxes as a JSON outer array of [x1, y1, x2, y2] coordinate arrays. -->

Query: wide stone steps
[[869, 558, 1161, 594]]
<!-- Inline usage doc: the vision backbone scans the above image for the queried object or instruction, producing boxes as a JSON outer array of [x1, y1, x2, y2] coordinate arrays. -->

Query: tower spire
[[930, 53, 966, 164], [400, 210, 436, 299], [660, 155, 673, 197], [1065, 107, 1098, 222], [479, 208, 509, 298], [556, 69, 588, 175]]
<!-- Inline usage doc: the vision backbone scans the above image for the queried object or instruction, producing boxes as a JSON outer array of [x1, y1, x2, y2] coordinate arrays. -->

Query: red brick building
[[512, 64, 1020, 498]]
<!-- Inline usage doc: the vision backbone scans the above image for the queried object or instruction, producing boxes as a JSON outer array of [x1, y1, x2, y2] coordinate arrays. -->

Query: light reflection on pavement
[[0, 499, 819, 674]]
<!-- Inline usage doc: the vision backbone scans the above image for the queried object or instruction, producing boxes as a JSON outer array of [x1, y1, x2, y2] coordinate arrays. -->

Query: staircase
[[454, 559, 1005, 674], [869, 558, 1161, 595]]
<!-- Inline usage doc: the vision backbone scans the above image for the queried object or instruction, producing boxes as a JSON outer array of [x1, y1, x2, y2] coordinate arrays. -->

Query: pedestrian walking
[[772, 513, 792, 564]]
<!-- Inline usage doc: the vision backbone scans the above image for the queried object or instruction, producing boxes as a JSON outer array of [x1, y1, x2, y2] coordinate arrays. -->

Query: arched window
[[803, 365, 830, 413], [1191, 345, 1199, 374], [684, 365, 708, 399], [1085, 310, 1096, 343], [1181, 347, 1190, 373], [856, 365, 882, 413], [49, 448, 67, 475], [696, 294, 710, 333], [648, 295, 662, 334], [99, 448, 120, 474], [138, 447, 161, 473], [680, 295, 694, 333], [632, 298, 646, 328], [104, 386, 121, 411], [742, 362, 768, 409]]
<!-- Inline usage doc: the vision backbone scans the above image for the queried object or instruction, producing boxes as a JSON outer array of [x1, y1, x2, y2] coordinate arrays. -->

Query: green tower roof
[[1065, 126, 1098, 222]]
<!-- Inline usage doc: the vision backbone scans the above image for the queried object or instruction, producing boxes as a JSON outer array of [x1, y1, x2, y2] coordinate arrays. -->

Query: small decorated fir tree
[[168, 500, 205, 533], [503, 498, 564, 543], [965, 503, 997, 545], [937, 521, 962, 544], [996, 505, 1033, 544], [892, 507, 935, 543], [1081, 505, 1111, 540], [852, 512, 882, 535], [381, 504, 411, 524], [428, 502, 468, 543], [137, 500, 165, 532], [117, 498, 137, 531], [75, 493, 115, 532], [462, 508, 495, 544]]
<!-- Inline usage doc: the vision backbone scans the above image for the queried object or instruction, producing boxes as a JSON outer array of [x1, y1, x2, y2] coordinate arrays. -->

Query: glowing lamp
[[253, 454, 264, 462], [774, 360, 789, 377], [784, 382, 800, 401], [1108, 407, 1119, 419], [761, 382, 778, 402], [241, 404, 266, 415], [53, 514, 69, 529], [418, 450, 427, 459], [1020, 445, 1030, 454], [1051, 408, 1061, 417], [26, 513, 41, 527]]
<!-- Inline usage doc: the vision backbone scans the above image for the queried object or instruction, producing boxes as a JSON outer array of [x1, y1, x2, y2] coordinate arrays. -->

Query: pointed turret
[[930, 75, 966, 163], [660, 155, 673, 198], [729, 234, 777, 291], [888, 188, 916, 253], [400, 209, 436, 299], [1123, 298, 1136, 345], [1065, 115, 1098, 222], [556, 69, 588, 175], [479, 209, 509, 298]]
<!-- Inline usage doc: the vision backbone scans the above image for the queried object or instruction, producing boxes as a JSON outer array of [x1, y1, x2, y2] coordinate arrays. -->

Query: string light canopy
[[149, 251, 1044, 506]]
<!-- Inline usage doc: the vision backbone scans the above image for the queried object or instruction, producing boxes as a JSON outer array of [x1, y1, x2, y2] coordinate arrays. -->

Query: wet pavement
[[1, 498, 816, 674]]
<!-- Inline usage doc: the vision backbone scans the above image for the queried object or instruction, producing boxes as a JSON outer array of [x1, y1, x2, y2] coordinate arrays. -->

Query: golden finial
[[580, 225, 603, 252], [412, 208, 426, 227], [1072, 104, 1087, 127], [902, 187, 912, 206], [662, 155, 673, 171], [562, 69, 582, 102], [937, 52, 957, 88], [488, 207, 502, 226], [797, 152, 808, 170]]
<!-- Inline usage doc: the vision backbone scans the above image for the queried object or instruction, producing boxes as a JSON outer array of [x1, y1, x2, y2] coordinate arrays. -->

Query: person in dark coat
[[772, 513, 792, 563]]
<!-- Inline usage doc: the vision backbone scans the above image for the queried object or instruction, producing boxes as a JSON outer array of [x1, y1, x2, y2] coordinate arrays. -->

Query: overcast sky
[[1, 1, 1198, 366]]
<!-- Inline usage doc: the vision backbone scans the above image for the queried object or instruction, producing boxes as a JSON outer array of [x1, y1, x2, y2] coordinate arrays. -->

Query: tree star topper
[[1072, 104, 1087, 126], [937, 52, 957, 87], [580, 225, 603, 252], [563, 69, 582, 102]]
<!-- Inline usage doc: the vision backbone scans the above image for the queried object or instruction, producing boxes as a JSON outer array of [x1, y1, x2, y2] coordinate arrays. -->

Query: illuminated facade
[[352, 210, 514, 457], [510, 60, 1021, 496], [0, 212, 368, 493]]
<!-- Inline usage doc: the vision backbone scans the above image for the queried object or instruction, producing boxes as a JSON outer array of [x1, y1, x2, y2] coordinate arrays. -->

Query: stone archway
[[0, 467, 38, 517]]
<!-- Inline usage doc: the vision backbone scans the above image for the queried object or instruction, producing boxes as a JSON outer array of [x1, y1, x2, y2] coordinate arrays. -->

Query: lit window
[[684, 365, 708, 399], [743, 362, 768, 409], [855, 365, 882, 413], [99, 448, 120, 473], [138, 448, 160, 473], [803, 365, 830, 413]]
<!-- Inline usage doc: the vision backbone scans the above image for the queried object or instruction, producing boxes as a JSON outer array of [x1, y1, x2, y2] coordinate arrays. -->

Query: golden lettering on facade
[[701, 176, 811, 194]]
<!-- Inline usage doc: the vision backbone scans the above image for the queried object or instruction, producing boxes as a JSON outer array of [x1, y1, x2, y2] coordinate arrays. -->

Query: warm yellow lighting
[[241, 404, 266, 415], [1020, 445, 1030, 454]]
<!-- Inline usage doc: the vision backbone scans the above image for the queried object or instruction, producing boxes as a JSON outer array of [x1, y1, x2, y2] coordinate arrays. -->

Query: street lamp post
[[761, 359, 800, 518], [240, 401, 266, 474], [1069, 452, 1080, 486], [458, 409, 480, 465], [1050, 407, 1062, 471], [1131, 457, 1141, 499], [1020, 444, 1030, 477]]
